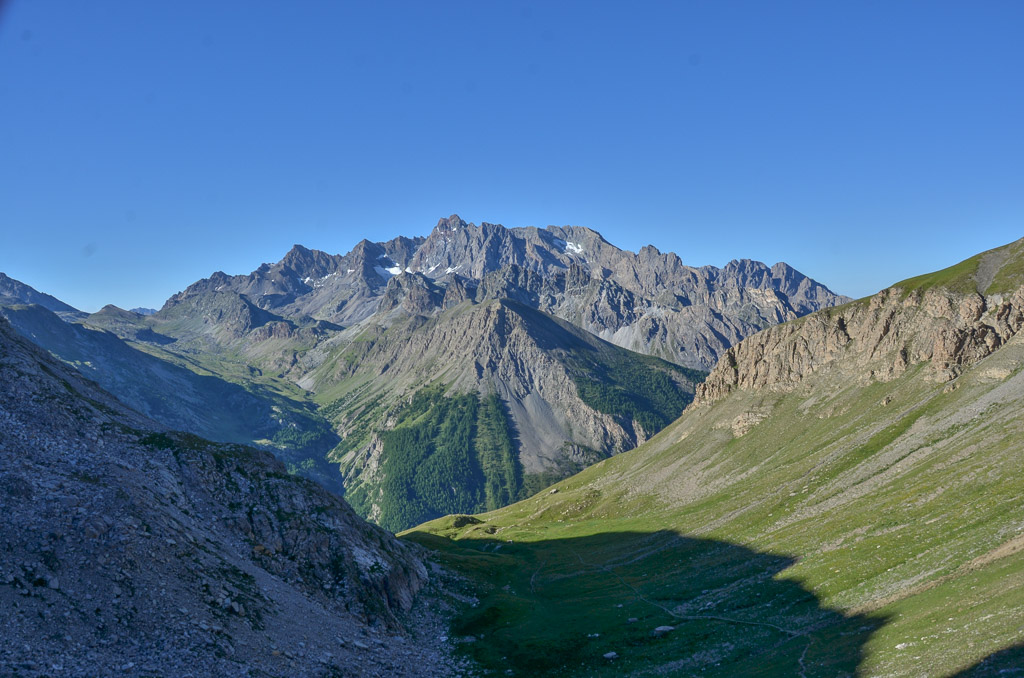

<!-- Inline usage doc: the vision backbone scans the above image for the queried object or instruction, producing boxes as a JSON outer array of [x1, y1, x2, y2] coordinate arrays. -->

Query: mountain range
[[0, 215, 847, 530], [153, 214, 849, 371]]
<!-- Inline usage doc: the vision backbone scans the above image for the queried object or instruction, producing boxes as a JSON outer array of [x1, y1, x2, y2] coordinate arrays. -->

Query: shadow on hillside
[[953, 643, 1024, 676], [408, 528, 888, 677]]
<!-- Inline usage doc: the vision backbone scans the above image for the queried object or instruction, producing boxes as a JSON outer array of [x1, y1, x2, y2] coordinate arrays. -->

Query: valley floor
[[406, 329, 1024, 676]]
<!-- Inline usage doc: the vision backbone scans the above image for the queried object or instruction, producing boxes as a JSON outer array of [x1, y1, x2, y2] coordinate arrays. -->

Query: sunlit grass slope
[[405, 307, 1024, 676]]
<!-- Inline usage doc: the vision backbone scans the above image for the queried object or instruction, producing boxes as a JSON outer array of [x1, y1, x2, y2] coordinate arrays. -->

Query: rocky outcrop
[[378, 272, 447, 316], [697, 284, 1024, 405]]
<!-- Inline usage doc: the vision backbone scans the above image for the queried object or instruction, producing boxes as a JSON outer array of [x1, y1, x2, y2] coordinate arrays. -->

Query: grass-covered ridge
[[893, 235, 1024, 296]]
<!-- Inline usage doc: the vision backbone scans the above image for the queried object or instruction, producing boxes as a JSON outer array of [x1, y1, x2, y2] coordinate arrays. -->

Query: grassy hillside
[[894, 236, 1024, 296], [405, 309, 1024, 675]]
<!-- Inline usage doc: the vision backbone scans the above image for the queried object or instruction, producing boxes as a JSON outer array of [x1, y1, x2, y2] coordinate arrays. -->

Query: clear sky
[[1, 1, 1022, 312]]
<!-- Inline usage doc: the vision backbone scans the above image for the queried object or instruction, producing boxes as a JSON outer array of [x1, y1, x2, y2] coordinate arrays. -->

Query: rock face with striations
[[696, 237, 1024, 405]]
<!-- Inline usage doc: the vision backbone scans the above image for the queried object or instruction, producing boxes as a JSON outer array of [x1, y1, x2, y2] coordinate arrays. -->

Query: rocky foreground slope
[[407, 236, 1024, 676], [0, 315, 468, 676]]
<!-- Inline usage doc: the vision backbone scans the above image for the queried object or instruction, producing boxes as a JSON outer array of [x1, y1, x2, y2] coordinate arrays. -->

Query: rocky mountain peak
[[378, 272, 446, 315], [143, 214, 851, 369], [350, 238, 384, 258], [721, 258, 769, 276], [280, 244, 344, 281], [770, 261, 799, 278], [433, 214, 469, 233], [280, 243, 313, 267]]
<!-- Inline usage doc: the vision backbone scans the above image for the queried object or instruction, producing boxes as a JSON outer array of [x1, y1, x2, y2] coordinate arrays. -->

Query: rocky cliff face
[[697, 239, 1024, 404], [0, 315, 466, 676]]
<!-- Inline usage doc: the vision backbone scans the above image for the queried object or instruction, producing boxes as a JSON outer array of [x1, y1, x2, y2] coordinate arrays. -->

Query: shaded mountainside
[[405, 237, 1024, 676], [0, 314, 469, 676], [306, 294, 702, 532], [0, 300, 342, 492], [0, 271, 84, 320]]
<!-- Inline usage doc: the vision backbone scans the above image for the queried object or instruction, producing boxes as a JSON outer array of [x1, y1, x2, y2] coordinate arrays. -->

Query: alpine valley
[[1, 215, 846, 532], [3, 220, 1023, 677]]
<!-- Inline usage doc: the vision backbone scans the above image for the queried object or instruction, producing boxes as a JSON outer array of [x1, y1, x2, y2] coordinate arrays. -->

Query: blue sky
[[1, 1, 1022, 311]]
